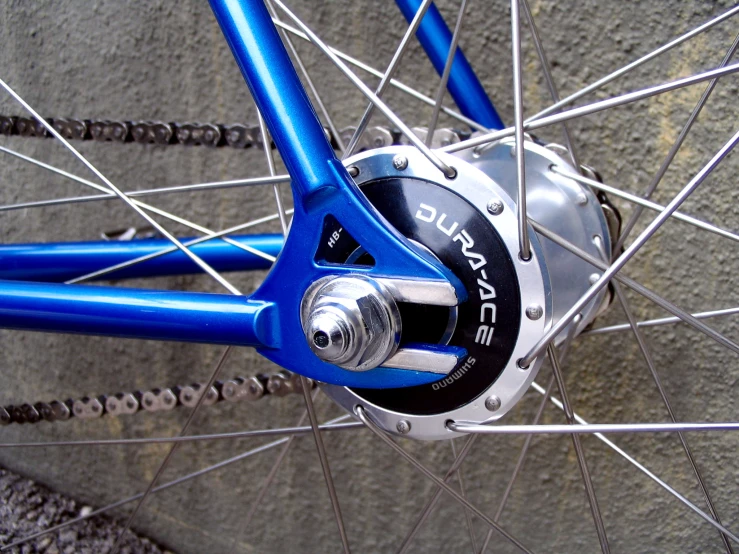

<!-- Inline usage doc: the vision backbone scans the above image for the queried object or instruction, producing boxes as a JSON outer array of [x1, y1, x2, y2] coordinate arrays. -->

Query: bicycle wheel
[[1, 0, 739, 552]]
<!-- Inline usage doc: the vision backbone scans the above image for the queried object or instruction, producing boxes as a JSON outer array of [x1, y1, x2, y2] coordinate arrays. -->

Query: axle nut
[[301, 275, 401, 372]]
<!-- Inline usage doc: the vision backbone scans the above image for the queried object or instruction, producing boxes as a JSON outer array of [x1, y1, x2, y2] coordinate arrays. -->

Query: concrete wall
[[1, 1, 738, 552]]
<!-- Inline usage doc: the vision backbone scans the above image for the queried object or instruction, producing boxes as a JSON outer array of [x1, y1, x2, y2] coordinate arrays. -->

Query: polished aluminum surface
[[324, 146, 551, 440]]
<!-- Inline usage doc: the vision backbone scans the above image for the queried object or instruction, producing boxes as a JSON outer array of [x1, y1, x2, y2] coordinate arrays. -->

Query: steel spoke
[[528, 382, 739, 545], [552, 165, 739, 244], [444, 62, 739, 155], [0, 146, 278, 264], [267, 0, 345, 153], [450, 438, 478, 554], [273, 20, 489, 133], [356, 407, 536, 554], [583, 307, 739, 336], [520, 130, 739, 367], [426, 0, 467, 146], [530, 219, 739, 356], [396, 435, 480, 554], [602, 245, 734, 552], [615, 31, 739, 251], [66, 210, 290, 283], [345, 0, 434, 157], [0, 414, 352, 552], [0, 78, 242, 296], [448, 421, 739, 435], [529, 5, 739, 121], [301, 376, 351, 553], [109, 346, 233, 554], [520, 0, 580, 169], [510, 0, 530, 259], [480, 317, 581, 554], [0, 421, 360, 449], [271, 0, 456, 179], [0, 147, 289, 211], [256, 111, 289, 235], [546, 345, 610, 553]]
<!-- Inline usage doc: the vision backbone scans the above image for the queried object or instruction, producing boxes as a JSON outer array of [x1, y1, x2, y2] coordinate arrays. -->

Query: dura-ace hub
[[317, 143, 612, 440]]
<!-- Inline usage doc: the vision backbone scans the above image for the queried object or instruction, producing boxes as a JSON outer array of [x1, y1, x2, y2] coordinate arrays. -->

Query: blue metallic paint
[[0, 235, 283, 283]]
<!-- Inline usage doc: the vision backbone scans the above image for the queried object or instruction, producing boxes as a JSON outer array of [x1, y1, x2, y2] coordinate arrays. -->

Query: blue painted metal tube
[[0, 235, 284, 283], [395, 0, 504, 130], [0, 280, 278, 347], [209, 0, 339, 205]]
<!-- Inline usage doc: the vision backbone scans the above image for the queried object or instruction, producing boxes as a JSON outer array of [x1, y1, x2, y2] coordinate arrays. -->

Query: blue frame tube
[[0, 280, 278, 347], [0, 235, 283, 282], [395, 0, 504, 130]]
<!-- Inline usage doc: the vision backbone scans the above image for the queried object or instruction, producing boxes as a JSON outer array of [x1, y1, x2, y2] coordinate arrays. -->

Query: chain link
[[0, 371, 315, 426]]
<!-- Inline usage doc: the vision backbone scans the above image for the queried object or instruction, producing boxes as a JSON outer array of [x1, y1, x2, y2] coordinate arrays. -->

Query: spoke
[[240, 392, 316, 531], [0, 421, 360, 449], [603, 245, 734, 553], [510, 0, 530, 259], [271, 0, 456, 179], [583, 307, 739, 336], [547, 345, 610, 553], [273, 20, 489, 133], [530, 219, 739, 357], [109, 346, 233, 554], [426, 0, 467, 146], [356, 407, 536, 554], [0, 78, 242, 296], [266, 0, 345, 154], [396, 435, 479, 554], [528, 382, 739, 545], [0, 147, 277, 263], [477, 377, 555, 554], [0, 413, 353, 552], [256, 111, 289, 235], [345, 0, 435, 157], [301, 376, 351, 553], [444, 62, 739, 155], [529, 5, 739, 121], [520, 130, 739, 367], [66, 210, 290, 283], [615, 31, 739, 251], [552, 165, 739, 244], [480, 317, 581, 554], [448, 421, 739, 435], [520, 0, 579, 169], [0, 146, 289, 211], [450, 438, 478, 554]]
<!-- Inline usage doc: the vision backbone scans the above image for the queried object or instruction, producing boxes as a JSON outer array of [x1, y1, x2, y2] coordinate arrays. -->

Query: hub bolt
[[487, 198, 504, 215], [525, 304, 543, 320], [396, 420, 411, 434], [392, 155, 408, 171], [484, 395, 502, 412]]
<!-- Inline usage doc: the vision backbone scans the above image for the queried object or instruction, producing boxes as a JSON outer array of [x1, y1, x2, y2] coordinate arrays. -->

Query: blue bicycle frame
[[0, 0, 501, 388]]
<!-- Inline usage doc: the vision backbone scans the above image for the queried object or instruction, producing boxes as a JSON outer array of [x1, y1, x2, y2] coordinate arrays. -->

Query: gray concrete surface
[[0, 0, 738, 552]]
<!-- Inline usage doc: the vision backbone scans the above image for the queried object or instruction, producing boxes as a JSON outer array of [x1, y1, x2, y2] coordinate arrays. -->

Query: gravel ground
[[0, 467, 170, 554]]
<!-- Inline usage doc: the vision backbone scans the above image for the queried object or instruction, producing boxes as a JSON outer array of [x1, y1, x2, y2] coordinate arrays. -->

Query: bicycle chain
[[0, 114, 468, 150], [0, 371, 315, 426]]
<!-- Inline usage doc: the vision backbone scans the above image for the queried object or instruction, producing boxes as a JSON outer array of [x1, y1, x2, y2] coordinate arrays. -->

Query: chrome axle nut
[[301, 275, 401, 372]]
